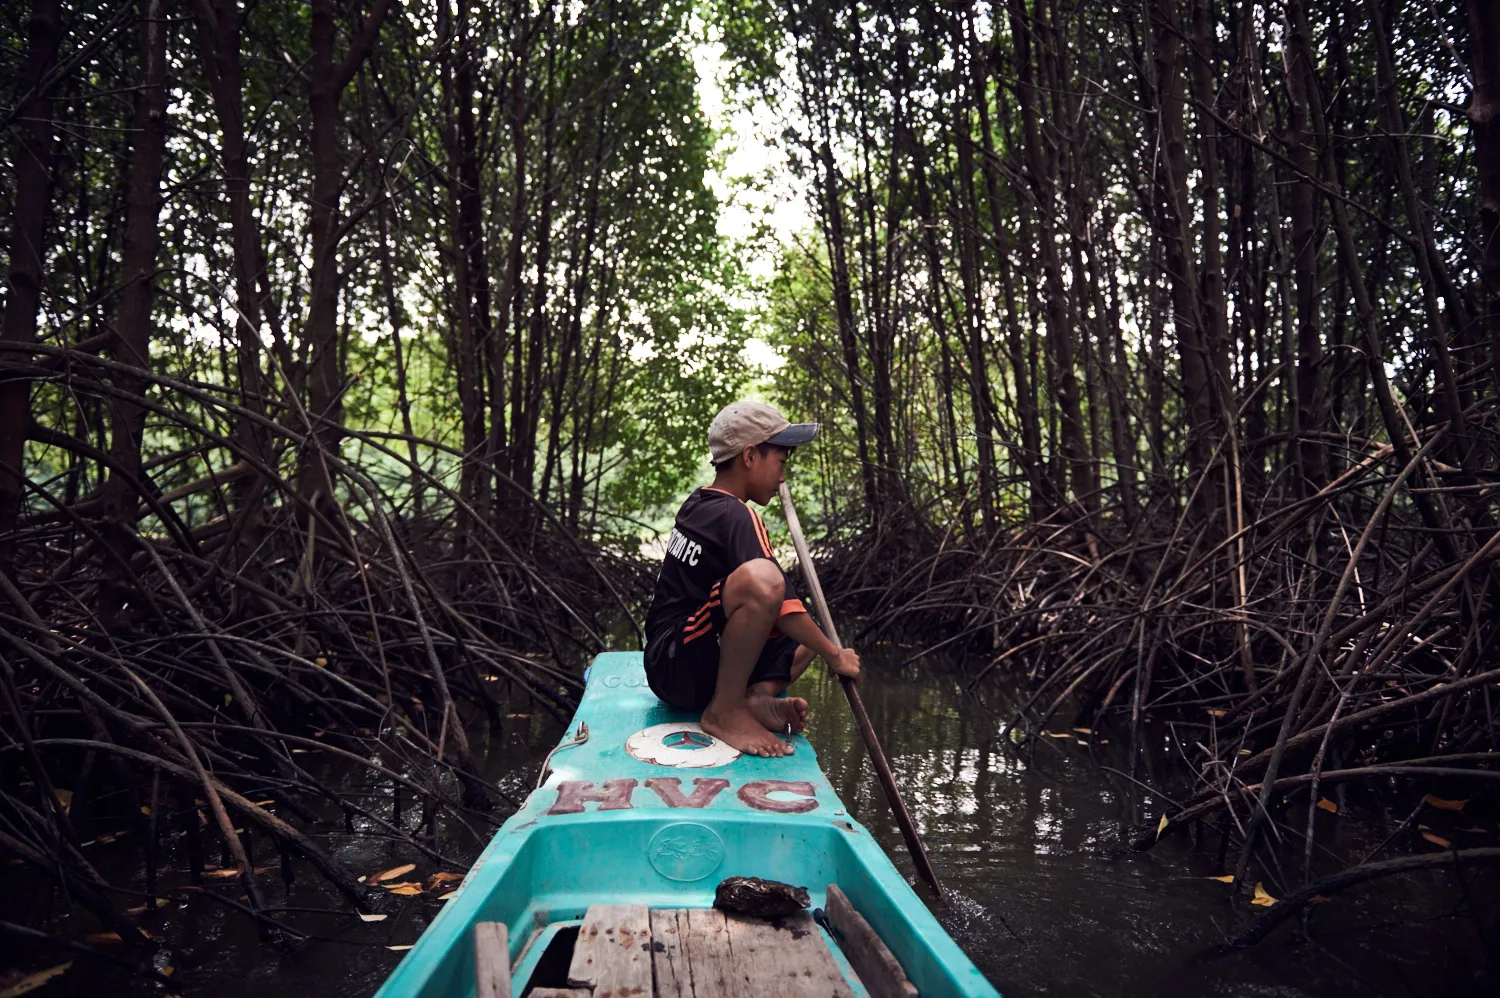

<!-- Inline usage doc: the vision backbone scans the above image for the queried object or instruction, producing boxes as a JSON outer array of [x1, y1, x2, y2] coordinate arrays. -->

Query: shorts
[[644, 578, 797, 711]]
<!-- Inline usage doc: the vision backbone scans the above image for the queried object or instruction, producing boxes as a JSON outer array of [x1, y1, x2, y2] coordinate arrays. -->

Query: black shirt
[[644, 486, 805, 646]]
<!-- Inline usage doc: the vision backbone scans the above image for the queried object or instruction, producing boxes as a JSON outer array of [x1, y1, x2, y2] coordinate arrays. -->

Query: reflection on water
[[792, 660, 1491, 997], [27, 654, 1493, 997]]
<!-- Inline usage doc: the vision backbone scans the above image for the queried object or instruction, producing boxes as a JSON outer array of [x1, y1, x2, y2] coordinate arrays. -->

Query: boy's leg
[[700, 559, 802, 757], [746, 643, 814, 733]]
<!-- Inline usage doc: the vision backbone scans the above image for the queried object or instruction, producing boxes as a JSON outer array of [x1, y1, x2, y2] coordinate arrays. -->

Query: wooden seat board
[[648, 908, 854, 998], [567, 904, 653, 998]]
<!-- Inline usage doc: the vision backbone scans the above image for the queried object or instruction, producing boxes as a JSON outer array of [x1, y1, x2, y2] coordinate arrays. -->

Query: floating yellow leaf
[[1309, 894, 1331, 904], [1251, 882, 1277, 907], [1238, 748, 1252, 756], [1206, 874, 1234, 883], [1424, 794, 1467, 812], [1316, 798, 1337, 814], [1156, 814, 1169, 840], [504, 713, 530, 718], [370, 863, 416, 884], [53, 789, 73, 813], [437, 890, 458, 901], [0, 962, 72, 998], [84, 932, 121, 944], [1421, 831, 1452, 849], [124, 899, 169, 916], [314, 657, 328, 668], [383, 883, 423, 896], [1042, 731, 1072, 738], [203, 868, 241, 879], [357, 913, 388, 922], [1459, 826, 1487, 834], [1206, 708, 1227, 718], [140, 806, 151, 816], [223, 694, 233, 707], [385, 945, 413, 952], [1073, 727, 1093, 735], [161, 966, 174, 977], [253, 800, 275, 808]]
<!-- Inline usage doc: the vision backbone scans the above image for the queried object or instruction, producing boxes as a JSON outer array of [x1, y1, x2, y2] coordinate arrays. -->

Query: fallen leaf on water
[[426, 872, 464, 890], [54, 789, 73, 813], [1251, 883, 1277, 907], [437, 891, 458, 901], [161, 966, 174, 977], [84, 932, 122, 944], [252, 800, 275, 808], [1458, 826, 1487, 834], [1238, 749, 1252, 756], [140, 806, 151, 816], [1309, 894, 1331, 904], [383, 883, 423, 896], [0, 962, 72, 998], [1206, 708, 1227, 718], [504, 713, 530, 719], [1073, 727, 1093, 734], [385, 945, 413, 952], [1156, 814, 1169, 840], [369, 863, 416, 884], [1421, 831, 1452, 849], [1425, 794, 1467, 812], [203, 868, 241, 879], [1317, 798, 1337, 814], [1206, 874, 1234, 883], [314, 657, 328, 668], [125, 899, 170, 916], [357, 913, 388, 922]]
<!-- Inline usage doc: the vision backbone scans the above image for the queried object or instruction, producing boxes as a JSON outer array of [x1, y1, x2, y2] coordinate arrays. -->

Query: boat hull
[[376, 652, 999, 997]]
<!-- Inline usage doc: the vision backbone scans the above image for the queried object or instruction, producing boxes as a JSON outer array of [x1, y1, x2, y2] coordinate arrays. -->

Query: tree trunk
[[98, 0, 169, 626], [298, 0, 392, 508], [0, 0, 62, 579], [1468, 0, 1500, 401]]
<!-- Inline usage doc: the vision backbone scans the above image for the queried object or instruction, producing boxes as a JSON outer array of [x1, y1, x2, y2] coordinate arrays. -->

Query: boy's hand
[[829, 647, 861, 683]]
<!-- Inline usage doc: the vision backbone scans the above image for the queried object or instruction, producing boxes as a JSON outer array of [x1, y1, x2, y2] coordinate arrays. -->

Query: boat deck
[[479, 900, 901, 998]]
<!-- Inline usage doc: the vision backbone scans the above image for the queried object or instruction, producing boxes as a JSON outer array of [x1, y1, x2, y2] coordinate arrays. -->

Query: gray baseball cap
[[708, 401, 819, 464]]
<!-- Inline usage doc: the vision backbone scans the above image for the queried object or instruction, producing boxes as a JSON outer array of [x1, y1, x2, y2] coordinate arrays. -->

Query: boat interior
[[479, 886, 914, 998]]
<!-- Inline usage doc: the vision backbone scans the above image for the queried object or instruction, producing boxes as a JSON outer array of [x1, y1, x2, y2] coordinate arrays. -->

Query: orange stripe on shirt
[[749, 508, 774, 556], [683, 620, 715, 644]]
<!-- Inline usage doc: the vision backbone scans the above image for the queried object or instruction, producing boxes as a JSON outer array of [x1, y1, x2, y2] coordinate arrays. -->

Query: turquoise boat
[[376, 652, 1000, 997]]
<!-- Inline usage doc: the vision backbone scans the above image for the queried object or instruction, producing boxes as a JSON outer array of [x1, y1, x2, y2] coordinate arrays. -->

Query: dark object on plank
[[713, 876, 811, 917]]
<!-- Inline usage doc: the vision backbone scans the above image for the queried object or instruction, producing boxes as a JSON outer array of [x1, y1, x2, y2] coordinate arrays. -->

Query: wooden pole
[[778, 483, 944, 899]]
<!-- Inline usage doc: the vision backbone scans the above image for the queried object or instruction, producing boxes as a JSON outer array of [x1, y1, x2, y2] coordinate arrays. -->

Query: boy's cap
[[708, 401, 819, 463]]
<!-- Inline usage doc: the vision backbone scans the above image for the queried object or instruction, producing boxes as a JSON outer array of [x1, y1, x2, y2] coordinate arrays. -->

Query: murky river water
[[22, 654, 1495, 996]]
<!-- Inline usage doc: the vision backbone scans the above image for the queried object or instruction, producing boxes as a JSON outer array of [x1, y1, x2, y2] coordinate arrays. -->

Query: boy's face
[[742, 444, 792, 505]]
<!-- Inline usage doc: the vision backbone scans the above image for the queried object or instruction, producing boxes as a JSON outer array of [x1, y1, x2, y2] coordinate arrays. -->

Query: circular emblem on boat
[[648, 823, 725, 882], [626, 722, 741, 768]]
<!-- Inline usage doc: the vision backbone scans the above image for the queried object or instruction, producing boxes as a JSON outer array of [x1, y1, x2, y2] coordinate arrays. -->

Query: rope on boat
[[536, 722, 590, 789]]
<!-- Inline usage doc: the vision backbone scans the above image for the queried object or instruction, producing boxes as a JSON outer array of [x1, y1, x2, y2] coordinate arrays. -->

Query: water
[[18, 657, 1494, 996]]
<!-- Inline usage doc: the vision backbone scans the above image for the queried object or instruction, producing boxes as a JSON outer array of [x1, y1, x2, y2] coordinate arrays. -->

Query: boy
[[644, 401, 861, 758]]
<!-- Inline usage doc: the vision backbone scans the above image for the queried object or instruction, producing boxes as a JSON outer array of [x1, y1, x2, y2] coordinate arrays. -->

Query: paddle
[[778, 482, 945, 899]]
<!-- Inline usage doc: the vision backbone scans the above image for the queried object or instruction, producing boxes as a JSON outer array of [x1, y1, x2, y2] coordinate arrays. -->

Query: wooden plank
[[724, 911, 854, 998], [682, 907, 741, 998], [473, 921, 512, 998], [567, 904, 653, 998], [825, 885, 917, 998], [649, 909, 691, 998], [528, 991, 590, 998]]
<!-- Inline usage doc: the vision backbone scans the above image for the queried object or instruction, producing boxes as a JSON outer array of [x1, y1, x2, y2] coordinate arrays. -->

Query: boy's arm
[[775, 611, 861, 682]]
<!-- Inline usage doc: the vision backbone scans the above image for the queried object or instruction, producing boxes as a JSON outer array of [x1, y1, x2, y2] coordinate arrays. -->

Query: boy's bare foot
[[747, 693, 808, 736], [702, 704, 792, 757]]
